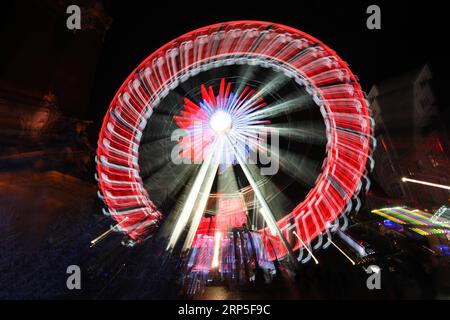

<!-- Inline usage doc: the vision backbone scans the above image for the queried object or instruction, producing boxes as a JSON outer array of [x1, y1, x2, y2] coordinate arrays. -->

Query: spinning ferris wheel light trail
[[211, 231, 222, 268], [293, 231, 318, 264], [90, 217, 129, 247], [182, 155, 220, 251], [167, 146, 216, 251], [225, 134, 297, 263], [95, 21, 374, 268]]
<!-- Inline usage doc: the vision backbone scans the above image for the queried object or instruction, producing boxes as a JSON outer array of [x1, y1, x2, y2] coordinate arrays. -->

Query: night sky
[[87, 0, 449, 128]]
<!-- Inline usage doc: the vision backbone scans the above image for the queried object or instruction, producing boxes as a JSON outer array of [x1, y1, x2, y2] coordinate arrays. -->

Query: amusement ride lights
[[95, 21, 374, 265]]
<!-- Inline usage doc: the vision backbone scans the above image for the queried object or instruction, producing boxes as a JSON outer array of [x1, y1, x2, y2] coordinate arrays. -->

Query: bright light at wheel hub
[[209, 110, 232, 135]]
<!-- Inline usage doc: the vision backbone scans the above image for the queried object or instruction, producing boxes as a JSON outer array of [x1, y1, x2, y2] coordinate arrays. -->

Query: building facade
[[369, 65, 450, 209]]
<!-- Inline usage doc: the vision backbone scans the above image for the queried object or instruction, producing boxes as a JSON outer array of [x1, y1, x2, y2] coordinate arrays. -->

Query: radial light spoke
[[166, 140, 217, 250]]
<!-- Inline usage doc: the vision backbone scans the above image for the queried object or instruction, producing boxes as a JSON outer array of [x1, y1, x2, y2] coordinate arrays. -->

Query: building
[[368, 64, 450, 209], [0, 1, 111, 178]]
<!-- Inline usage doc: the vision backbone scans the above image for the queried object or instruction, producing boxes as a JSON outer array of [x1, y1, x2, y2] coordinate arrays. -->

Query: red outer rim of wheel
[[96, 21, 372, 258]]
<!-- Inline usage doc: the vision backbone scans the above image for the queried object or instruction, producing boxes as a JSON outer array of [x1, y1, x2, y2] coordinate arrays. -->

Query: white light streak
[[182, 158, 220, 251], [292, 231, 319, 264], [401, 177, 450, 190], [90, 217, 129, 247], [166, 144, 216, 250], [211, 231, 222, 268], [329, 239, 355, 265], [226, 136, 296, 262]]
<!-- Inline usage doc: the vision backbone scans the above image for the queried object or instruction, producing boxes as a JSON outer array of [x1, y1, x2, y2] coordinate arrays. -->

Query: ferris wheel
[[95, 21, 375, 263]]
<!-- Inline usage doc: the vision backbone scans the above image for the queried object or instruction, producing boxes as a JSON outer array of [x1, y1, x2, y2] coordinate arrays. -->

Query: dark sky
[[88, 0, 448, 123]]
